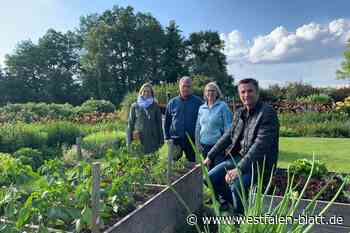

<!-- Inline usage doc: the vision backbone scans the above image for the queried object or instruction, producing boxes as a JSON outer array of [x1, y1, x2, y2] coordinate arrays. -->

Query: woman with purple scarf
[[126, 83, 164, 154]]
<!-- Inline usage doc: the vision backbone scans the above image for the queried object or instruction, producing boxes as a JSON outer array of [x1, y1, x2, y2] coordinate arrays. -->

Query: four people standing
[[126, 77, 279, 216]]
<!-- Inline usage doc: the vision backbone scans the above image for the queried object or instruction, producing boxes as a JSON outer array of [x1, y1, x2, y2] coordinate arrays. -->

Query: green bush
[[0, 123, 48, 153], [77, 99, 116, 115], [0, 153, 38, 186], [279, 112, 350, 138], [303, 122, 350, 138], [82, 131, 123, 158], [284, 81, 317, 101], [14, 147, 44, 171], [279, 112, 348, 126], [289, 159, 328, 177], [297, 94, 332, 104], [327, 87, 350, 102], [0, 102, 76, 123], [280, 126, 300, 137], [43, 121, 82, 147], [79, 121, 125, 136]]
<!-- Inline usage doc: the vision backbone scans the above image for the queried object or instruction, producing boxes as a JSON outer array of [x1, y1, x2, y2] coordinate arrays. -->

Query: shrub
[[297, 94, 332, 104], [43, 121, 81, 147], [14, 147, 44, 171], [284, 81, 317, 101], [304, 122, 350, 138], [0, 102, 76, 123], [327, 87, 350, 102], [0, 153, 38, 186], [0, 123, 48, 153], [82, 131, 123, 158], [279, 126, 300, 137], [289, 159, 328, 177], [76, 99, 116, 115]]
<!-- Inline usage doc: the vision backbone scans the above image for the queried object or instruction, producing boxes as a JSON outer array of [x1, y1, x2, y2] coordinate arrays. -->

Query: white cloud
[[221, 18, 350, 64]]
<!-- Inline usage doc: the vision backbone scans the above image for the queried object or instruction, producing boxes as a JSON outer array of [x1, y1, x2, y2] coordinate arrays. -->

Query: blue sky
[[1, 0, 350, 87]]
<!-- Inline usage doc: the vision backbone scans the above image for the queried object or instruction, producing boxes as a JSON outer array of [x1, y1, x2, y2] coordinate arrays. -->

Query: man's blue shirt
[[164, 94, 203, 140]]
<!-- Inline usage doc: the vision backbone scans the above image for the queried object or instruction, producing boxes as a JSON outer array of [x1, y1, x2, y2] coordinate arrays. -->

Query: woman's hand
[[203, 158, 212, 167]]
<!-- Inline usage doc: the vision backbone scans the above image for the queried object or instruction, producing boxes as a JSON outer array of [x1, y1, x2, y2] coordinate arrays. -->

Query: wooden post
[[167, 139, 174, 185], [92, 162, 100, 233], [76, 137, 82, 160]]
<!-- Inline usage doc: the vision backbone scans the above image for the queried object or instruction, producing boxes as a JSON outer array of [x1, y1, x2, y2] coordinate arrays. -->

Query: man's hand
[[225, 168, 238, 184], [203, 158, 212, 167], [132, 131, 141, 140]]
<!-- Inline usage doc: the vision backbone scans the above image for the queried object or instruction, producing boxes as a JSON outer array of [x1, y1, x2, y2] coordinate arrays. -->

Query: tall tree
[[186, 31, 234, 96], [4, 29, 82, 104], [161, 20, 188, 83], [337, 39, 350, 81], [80, 5, 165, 105]]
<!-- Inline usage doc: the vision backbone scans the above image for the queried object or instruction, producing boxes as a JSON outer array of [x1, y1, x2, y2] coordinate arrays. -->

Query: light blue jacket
[[195, 100, 233, 146]]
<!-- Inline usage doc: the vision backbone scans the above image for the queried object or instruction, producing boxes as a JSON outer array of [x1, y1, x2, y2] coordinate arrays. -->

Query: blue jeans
[[201, 144, 226, 170], [208, 157, 254, 214]]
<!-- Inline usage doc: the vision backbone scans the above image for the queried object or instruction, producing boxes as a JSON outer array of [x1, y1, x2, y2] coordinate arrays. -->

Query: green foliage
[[296, 94, 332, 104], [279, 112, 350, 138], [284, 81, 317, 101], [279, 126, 300, 137], [162, 20, 188, 83], [289, 159, 328, 177], [0, 100, 117, 123], [0, 123, 48, 153], [76, 99, 116, 114], [14, 148, 44, 171], [0, 153, 38, 186], [3, 29, 82, 105], [82, 131, 124, 158], [337, 38, 350, 80], [326, 87, 350, 102], [43, 121, 81, 147], [186, 31, 234, 96]]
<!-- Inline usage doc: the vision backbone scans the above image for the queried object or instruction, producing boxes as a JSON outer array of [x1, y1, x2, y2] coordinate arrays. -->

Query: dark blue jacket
[[164, 95, 203, 140]]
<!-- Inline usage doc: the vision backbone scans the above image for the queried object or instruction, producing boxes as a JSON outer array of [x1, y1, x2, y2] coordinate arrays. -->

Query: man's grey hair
[[179, 76, 192, 85]]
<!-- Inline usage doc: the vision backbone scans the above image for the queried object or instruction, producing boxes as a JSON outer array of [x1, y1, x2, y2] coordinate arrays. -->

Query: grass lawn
[[279, 137, 350, 173]]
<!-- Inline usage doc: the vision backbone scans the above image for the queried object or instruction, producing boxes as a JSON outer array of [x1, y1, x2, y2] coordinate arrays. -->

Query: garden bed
[[105, 165, 203, 233], [264, 168, 350, 233]]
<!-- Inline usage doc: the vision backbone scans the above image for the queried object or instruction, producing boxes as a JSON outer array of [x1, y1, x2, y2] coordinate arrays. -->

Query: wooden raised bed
[[261, 194, 350, 233], [105, 164, 203, 233], [260, 168, 350, 233]]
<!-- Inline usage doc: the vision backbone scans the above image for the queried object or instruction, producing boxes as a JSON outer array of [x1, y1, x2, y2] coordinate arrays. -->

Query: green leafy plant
[[76, 99, 116, 115], [288, 159, 328, 178], [14, 148, 44, 171]]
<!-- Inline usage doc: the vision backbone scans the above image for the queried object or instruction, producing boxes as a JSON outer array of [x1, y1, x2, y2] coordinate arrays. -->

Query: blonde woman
[[195, 82, 233, 169], [126, 83, 164, 154]]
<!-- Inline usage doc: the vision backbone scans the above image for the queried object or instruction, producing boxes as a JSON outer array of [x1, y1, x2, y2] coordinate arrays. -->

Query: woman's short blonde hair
[[138, 82, 155, 97], [203, 82, 223, 101]]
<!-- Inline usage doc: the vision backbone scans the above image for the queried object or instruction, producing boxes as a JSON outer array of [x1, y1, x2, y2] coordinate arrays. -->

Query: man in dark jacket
[[164, 76, 203, 162], [204, 78, 279, 213]]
